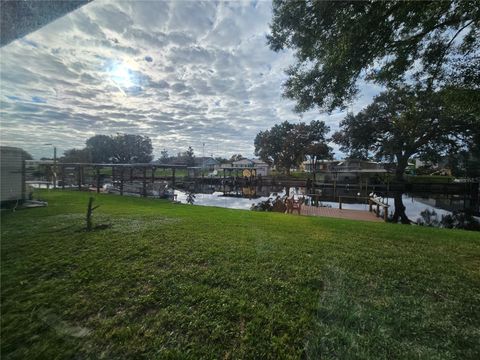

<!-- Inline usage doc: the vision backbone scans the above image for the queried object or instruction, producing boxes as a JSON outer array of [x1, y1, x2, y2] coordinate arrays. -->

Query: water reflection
[[174, 184, 467, 221]]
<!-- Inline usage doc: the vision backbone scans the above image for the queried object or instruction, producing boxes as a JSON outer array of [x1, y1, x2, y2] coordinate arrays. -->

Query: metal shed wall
[[1, 146, 25, 203]]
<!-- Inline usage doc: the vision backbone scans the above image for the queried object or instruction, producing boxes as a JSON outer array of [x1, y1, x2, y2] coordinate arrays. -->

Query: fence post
[[96, 166, 100, 193], [61, 165, 65, 190], [120, 168, 124, 196], [77, 166, 82, 191], [142, 167, 147, 197]]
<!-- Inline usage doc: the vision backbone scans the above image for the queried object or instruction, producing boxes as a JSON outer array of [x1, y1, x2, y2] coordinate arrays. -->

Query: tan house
[[222, 158, 271, 177]]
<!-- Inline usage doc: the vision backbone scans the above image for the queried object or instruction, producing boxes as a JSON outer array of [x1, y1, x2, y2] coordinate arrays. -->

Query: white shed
[[1, 146, 26, 204]]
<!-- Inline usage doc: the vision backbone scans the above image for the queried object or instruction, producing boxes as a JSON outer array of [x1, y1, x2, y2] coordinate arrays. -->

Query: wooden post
[[369, 199, 373, 212], [111, 166, 115, 184], [339, 197, 342, 209], [333, 179, 336, 202], [223, 168, 226, 194], [120, 168, 124, 196], [86, 197, 99, 232], [86, 197, 94, 231], [142, 167, 147, 197], [384, 206, 388, 221], [151, 167, 156, 183], [61, 165, 65, 190], [376, 203, 380, 217], [77, 166, 82, 191], [172, 168, 176, 190], [96, 167, 100, 193]]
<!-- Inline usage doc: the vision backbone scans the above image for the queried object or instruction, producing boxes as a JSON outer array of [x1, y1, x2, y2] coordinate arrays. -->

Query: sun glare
[[109, 62, 134, 89]]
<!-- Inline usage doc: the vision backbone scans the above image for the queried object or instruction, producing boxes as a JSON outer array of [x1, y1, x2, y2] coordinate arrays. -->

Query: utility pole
[[54, 146, 57, 189]]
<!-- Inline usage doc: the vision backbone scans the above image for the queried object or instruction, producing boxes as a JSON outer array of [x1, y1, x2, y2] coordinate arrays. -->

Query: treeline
[[60, 135, 232, 166], [60, 134, 153, 164]]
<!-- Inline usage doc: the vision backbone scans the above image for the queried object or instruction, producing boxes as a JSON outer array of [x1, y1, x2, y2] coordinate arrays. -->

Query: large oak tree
[[83, 134, 153, 163], [268, 0, 479, 112], [254, 120, 331, 174], [333, 86, 478, 223], [110, 134, 153, 164]]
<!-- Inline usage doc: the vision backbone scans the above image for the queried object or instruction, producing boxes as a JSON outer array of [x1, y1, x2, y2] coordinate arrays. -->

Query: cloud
[[0, 0, 380, 160]]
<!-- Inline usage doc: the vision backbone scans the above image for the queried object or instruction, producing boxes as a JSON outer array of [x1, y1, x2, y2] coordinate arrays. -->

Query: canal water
[[30, 181, 472, 222], [174, 185, 465, 222]]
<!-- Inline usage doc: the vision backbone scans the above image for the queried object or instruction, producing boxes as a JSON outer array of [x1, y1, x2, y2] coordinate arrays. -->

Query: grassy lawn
[[1, 191, 479, 359]]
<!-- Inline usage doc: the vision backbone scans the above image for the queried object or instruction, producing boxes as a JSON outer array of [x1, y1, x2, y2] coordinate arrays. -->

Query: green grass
[[1, 191, 479, 359]]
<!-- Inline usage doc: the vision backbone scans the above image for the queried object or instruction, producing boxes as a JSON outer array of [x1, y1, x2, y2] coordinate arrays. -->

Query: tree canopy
[[62, 134, 153, 164], [110, 134, 153, 163], [160, 149, 169, 163], [268, 0, 480, 112], [333, 86, 478, 222], [86, 135, 114, 163], [185, 146, 195, 167], [229, 154, 244, 162], [254, 120, 330, 174], [60, 148, 90, 163]]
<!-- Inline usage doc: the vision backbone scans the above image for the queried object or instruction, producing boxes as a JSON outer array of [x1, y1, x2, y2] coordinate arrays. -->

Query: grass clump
[[1, 190, 479, 359]]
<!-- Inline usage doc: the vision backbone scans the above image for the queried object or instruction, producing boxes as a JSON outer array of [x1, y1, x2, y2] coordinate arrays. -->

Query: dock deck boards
[[300, 205, 384, 222]]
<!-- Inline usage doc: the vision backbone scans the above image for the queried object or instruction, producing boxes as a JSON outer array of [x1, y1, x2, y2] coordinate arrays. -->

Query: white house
[[223, 158, 271, 177], [250, 159, 270, 177]]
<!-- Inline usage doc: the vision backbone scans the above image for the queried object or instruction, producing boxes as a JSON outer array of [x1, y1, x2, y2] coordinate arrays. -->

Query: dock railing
[[338, 196, 369, 209], [368, 197, 390, 221]]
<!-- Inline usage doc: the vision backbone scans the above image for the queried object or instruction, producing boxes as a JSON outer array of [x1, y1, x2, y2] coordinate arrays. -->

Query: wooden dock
[[300, 205, 384, 222]]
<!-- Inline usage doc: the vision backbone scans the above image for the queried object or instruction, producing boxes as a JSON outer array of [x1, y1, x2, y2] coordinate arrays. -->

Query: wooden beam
[[77, 166, 81, 191], [142, 167, 147, 197], [151, 167, 156, 183], [120, 168, 124, 195], [96, 166, 100, 193], [61, 165, 65, 190]]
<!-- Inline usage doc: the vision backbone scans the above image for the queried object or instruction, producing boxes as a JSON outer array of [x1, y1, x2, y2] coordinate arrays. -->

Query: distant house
[[301, 159, 336, 173], [250, 159, 270, 177], [302, 159, 387, 183], [193, 157, 219, 171], [222, 158, 271, 177]]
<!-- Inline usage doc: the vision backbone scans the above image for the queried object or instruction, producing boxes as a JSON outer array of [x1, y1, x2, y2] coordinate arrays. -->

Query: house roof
[[251, 159, 268, 165], [193, 157, 219, 166]]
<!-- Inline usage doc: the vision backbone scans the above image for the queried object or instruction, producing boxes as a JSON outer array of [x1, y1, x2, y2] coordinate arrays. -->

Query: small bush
[[416, 209, 441, 227], [417, 209, 480, 231], [441, 210, 480, 231]]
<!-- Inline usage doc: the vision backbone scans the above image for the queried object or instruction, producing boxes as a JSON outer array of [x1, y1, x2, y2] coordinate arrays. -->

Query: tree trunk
[[391, 156, 411, 224], [392, 192, 411, 224], [86, 197, 94, 231]]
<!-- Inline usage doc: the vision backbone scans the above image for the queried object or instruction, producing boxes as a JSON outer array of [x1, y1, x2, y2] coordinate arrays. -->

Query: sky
[[0, 0, 381, 160]]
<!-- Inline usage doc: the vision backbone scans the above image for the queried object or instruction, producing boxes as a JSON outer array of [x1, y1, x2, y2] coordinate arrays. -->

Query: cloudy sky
[[0, 0, 380, 160]]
